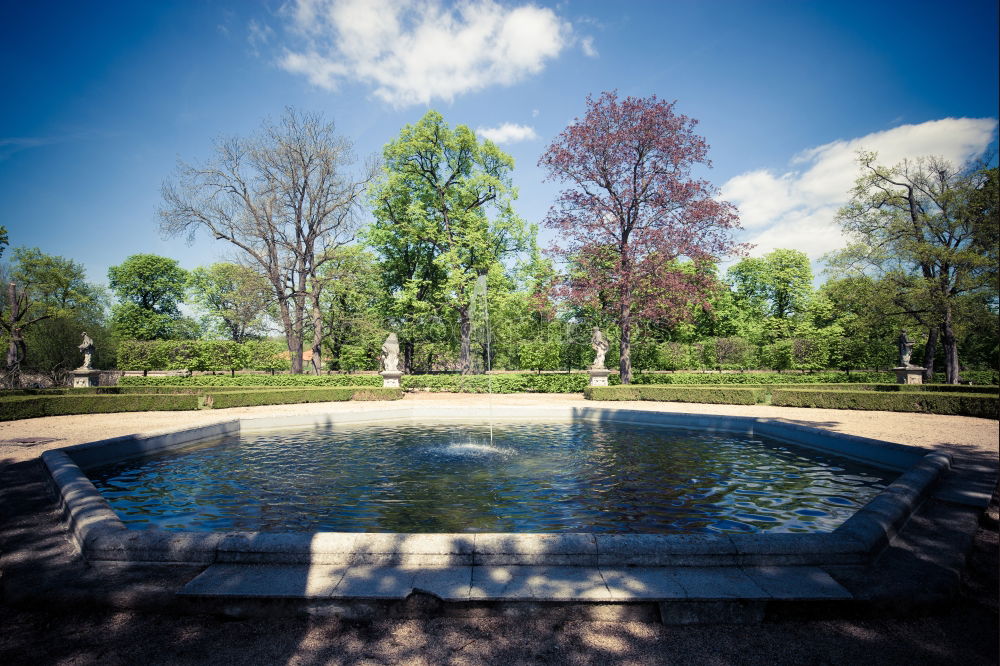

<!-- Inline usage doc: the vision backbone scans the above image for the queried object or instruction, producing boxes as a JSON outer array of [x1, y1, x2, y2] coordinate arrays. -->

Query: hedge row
[[203, 387, 402, 409], [0, 394, 201, 421], [770, 389, 999, 419], [0, 387, 403, 421], [584, 386, 766, 405], [766, 383, 1000, 394], [119, 374, 384, 387]]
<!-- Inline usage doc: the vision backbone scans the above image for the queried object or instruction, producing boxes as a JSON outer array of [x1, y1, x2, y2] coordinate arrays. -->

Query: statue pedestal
[[72, 368, 100, 388], [380, 371, 403, 388], [588, 369, 611, 387], [894, 367, 924, 385]]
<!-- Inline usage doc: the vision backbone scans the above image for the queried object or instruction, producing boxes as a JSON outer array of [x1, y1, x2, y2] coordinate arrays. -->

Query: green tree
[[2, 247, 107, 385], [188, 263, 273, 342], [727, 249, 813, 321], [369, 110, 532, 374], [317, 246, 385, 371], [832, 154, 998, 383], [108, 254, 189, 340]]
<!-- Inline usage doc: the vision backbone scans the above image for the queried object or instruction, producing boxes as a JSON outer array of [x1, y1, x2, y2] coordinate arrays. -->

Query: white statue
[[381, 333, 400, 373], [78, 332, 95, 370], [590, 327, 609, 370]]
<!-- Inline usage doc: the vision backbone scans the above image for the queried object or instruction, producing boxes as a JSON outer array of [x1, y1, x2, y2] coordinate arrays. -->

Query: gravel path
[[2, 392, 996, 464], [1, 394, 996, 664]]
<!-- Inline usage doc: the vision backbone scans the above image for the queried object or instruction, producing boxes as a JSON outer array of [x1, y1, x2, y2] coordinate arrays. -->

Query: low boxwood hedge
[[118, 374, 384, 388], [203, 386, 402, 409], [585, 385, 766, 405], [770, 389, 999, 419], [765, 383, 999, 394], [0, 393, 201, 421]]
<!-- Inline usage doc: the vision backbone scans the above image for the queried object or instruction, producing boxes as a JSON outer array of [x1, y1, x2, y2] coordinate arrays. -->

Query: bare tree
[[160, 108, 376, 373]]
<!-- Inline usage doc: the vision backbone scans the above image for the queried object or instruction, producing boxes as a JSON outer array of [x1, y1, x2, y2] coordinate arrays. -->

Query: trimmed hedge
[[402, 373, 591, 393], [766, 383, 999, 394], [203, 387, 402, 409], [0, 394, 200, 421], [585, 385, 766, 405], [119, 374, 383, 388], [770, 389, 999, 419]]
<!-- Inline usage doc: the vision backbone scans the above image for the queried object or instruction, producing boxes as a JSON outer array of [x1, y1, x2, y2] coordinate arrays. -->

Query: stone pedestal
[[588, 369, 611, 387], [71, 368, 100, 388], [380, 371, 403, 388], [894, 367, 924, 385]]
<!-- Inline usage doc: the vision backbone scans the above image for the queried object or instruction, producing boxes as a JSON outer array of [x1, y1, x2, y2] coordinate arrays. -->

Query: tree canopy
[[369, 110, 532, 374], [539, 92, 743, 383]]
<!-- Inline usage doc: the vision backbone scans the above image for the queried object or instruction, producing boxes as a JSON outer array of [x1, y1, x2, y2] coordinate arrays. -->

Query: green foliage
[[627, 371, 894, 385], [0, 393, 200, 421], [585, 385, 766, 405], [204, 386, 401, 409], [727, 249, 813, 320], [770, 388, 998, 419], [188, 263, 273, 342], [116, 339, 290, 373], [401, 373, 590, 393], [108, 254, 189, 340], [118, 373, 381, 387], [368, 110, 532, 373]]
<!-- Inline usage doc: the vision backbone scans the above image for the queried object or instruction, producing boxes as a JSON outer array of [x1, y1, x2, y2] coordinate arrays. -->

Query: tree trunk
[[619, 296, 632, 385], [941, 309, 960, 384], [458, 306, 472, 375], [921, 325, 938, 383], [403, 340, 414, 374], [309, 294, 324, 375]]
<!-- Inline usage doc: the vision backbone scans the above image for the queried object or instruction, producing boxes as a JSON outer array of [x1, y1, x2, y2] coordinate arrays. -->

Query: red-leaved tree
[[539, 91, 745, 384]]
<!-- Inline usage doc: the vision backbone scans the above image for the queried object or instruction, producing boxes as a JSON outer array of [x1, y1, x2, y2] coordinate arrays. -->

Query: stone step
[[180, 563, 851, 603]]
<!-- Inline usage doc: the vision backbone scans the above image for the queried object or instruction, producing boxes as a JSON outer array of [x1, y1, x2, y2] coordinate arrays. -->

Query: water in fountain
[[469, 274, 494, 445]]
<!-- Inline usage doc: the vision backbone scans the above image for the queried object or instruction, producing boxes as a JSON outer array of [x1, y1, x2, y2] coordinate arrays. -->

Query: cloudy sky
[[2, 0, 997, 285]]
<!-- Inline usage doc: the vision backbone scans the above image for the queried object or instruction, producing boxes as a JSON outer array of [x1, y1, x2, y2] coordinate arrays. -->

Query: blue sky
[[2, 0, 997, 288]]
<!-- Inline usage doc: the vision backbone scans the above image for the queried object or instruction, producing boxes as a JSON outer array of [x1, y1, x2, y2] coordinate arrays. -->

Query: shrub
[[585, 385, 765, 405], [627, 371, 894, 385], [0, 393, 200, 421], [119, 374, 383, 387], [770, 389, 998, 419], [203, 387, 402, 408]]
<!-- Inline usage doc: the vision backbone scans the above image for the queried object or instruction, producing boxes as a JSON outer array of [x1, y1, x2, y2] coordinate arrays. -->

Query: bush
[[401, 373, 590, 393], [584, 385, 765, 405], [203, 387, 402, 409], [0, 393, 200, 421], [119, 374, 383, 387], [627, 371, 894, 385], [770, 389, 999, 419], [766, 383, 999, 394]]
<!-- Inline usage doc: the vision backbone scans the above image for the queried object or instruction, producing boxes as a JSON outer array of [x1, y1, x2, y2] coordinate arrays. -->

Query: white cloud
[[580, 35, 598, 58], [476, 122, 538, 144], [278, 0, 571, 107], [721, 117, 997, 262]]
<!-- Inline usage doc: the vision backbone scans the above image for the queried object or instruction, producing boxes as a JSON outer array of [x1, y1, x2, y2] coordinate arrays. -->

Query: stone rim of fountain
[[41, 404, 951, 569]]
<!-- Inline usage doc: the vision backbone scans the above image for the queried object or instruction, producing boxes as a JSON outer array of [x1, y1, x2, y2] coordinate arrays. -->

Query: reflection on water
[[88, 422, 896, 535]]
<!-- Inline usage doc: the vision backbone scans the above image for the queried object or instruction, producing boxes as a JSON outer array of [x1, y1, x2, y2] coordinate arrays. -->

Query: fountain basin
[[42, 405, 950, 568]]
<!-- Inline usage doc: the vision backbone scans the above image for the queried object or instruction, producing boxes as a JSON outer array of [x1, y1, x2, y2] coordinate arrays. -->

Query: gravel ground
[[1, 393, 997, 664], [2, 392, 997, 464]]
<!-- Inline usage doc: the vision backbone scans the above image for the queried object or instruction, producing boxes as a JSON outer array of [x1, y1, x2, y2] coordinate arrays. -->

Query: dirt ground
[[1, 394, 997, 665]]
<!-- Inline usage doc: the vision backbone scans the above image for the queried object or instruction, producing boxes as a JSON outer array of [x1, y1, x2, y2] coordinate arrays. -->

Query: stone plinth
[[588, 369, 611, 387], [380, 371, 403, 388], [894, 367, 924, 385], [72, 369, 101, 388]]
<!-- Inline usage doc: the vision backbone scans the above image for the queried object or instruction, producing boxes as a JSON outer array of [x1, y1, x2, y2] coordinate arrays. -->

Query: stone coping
[[41, 405, 951, 568]]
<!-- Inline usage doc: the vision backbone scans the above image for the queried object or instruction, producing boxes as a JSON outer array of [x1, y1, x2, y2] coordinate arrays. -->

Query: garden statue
[[77, 332, 95, 370], [590, 327, 609, 370], [381, 333, 400, 373], [897, 330, 915, 368]]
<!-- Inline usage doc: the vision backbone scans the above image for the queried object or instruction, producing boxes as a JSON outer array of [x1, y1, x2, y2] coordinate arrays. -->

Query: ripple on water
[[87, 421, 896, 535]]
